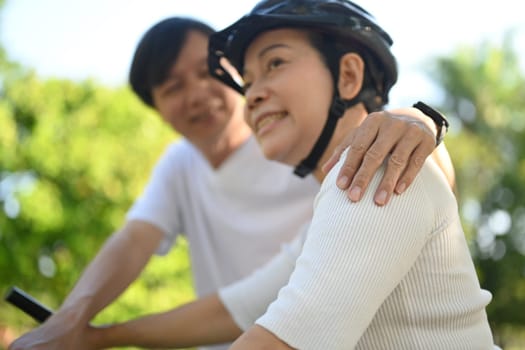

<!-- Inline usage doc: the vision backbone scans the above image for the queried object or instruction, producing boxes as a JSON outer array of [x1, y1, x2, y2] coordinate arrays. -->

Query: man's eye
[[164, 83, 181, 94], [198, 68, 210, 78]]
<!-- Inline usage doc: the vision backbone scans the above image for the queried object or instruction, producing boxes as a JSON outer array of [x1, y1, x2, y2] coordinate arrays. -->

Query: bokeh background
[[1, 0, 524, 348]]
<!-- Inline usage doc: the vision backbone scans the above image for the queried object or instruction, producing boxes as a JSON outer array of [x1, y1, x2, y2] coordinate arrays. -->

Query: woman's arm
[[231, 157, 436, 349]]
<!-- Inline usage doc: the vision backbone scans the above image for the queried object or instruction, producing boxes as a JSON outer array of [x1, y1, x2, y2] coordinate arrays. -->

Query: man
[[9, 16, 451, 350]]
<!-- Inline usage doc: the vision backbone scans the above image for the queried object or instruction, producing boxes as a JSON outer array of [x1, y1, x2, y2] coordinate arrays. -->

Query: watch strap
[[413, 101, 449, 146]]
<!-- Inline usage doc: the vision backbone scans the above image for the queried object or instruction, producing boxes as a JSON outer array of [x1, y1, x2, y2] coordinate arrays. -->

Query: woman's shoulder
[[415, 158, 459, 218], [318, 153, 456, 215]]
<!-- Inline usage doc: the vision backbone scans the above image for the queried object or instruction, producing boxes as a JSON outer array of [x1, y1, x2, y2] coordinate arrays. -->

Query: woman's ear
[[337, 53, 364, 100]]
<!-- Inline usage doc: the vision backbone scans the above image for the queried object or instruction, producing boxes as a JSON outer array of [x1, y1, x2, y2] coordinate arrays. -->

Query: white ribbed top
[[220, 155, 495, 349]]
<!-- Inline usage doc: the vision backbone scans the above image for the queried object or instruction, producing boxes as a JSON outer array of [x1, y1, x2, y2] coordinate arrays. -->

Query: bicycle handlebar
[[4, 286, 53, 323]]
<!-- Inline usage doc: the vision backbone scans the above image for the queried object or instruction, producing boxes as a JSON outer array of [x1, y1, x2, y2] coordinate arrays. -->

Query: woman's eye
[[242, 82, 252, 94], [267, 57, 285, 70]]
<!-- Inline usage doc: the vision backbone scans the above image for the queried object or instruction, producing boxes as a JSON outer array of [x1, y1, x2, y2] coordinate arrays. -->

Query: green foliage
[[428, 32, 525, 348], [93, 237, 194, 325], [0, 65, 196, 346], [1, 5, 524, 345]]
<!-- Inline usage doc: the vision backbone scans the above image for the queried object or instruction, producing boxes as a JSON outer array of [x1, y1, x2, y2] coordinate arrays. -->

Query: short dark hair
[[129, 17, 215, 107]]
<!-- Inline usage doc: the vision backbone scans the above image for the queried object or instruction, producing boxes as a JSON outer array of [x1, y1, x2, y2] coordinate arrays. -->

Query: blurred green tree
[[427, 32, 525, 348], [1, 0, 524, 345], [0, 53, 195, 348]]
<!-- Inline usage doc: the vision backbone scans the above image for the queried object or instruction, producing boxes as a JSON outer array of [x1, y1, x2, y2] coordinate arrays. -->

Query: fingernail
[[337, 176, 349, 189], [396, 182, 406, 194], [375, 190, 387, 206], [349, 186, 361, 202]]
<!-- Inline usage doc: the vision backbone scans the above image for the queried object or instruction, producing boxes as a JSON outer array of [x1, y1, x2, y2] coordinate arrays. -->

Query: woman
[[8, 6, 478, 350], [207, 0, 497, 349]]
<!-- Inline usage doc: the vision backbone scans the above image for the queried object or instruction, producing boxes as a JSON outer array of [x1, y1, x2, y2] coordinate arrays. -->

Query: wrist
[[412, 101, 449, 146], [57, 295, 95, 325], [89, 324, 122, 348]]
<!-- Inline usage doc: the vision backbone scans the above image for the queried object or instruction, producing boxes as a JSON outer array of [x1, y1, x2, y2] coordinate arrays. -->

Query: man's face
[[151, 30, 243, 147]]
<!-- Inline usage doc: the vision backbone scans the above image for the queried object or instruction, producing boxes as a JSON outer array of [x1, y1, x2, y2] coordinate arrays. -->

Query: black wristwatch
[[413, 101, 449, 146]]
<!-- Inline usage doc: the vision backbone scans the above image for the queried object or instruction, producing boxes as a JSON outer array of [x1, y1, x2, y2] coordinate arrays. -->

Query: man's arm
[[324, 106, 450, 206], [90, 294, 242, 348], [89, 233, 305, 349], [91, 235, 305, 349], [431, 143, 456, 193], [8, 220, 163, 350], [230, 325, 293, 350]]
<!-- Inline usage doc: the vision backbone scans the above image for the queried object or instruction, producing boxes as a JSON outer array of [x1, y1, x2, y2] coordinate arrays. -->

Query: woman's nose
[[245, 81, 269, 111]]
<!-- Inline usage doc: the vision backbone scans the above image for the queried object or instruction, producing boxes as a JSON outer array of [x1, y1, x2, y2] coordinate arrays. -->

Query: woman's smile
[[253, 111, 288, 136]]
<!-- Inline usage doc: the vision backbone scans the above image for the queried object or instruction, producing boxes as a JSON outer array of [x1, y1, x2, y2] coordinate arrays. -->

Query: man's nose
[[186, 77, 211, 106]]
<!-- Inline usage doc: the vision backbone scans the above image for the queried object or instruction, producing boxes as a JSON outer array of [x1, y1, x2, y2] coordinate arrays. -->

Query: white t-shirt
[[127, 136, 318, 350], [126, 138, 318, 304], [220, 153, 496, 349]]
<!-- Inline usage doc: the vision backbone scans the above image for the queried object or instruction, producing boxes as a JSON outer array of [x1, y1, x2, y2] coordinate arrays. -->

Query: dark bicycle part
[[4, 286, 53, 323]]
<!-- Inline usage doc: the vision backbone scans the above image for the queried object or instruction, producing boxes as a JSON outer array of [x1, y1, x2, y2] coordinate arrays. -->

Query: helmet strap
[[293, 88, 379, 178], [293, 95, 348, 178]]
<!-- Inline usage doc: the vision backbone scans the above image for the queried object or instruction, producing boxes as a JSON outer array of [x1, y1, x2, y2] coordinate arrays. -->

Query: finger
[[394, 121, 435, 194], [372, 150, 407, 206], [321, 132, 354, 175], [346, 134, 398, 202], [336, 114, 382, 190], [395, 139, 434, 195], [346, 113, 412, 200], [371, 123, 425, 205]]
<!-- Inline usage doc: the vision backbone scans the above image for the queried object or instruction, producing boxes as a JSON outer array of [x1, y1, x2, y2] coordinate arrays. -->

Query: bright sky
[[1, 0, 524, 106]]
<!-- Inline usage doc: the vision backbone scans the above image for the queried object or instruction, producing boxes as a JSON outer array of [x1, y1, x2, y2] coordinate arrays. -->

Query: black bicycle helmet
[[209, 0, 398, 177]]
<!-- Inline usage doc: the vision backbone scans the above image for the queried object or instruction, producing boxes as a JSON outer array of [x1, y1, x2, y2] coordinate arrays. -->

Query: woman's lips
[[254, 111, 287, 135]]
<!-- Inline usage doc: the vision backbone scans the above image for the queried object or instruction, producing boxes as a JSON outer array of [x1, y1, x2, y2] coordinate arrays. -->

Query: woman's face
[[243, 28, 334, 166]]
